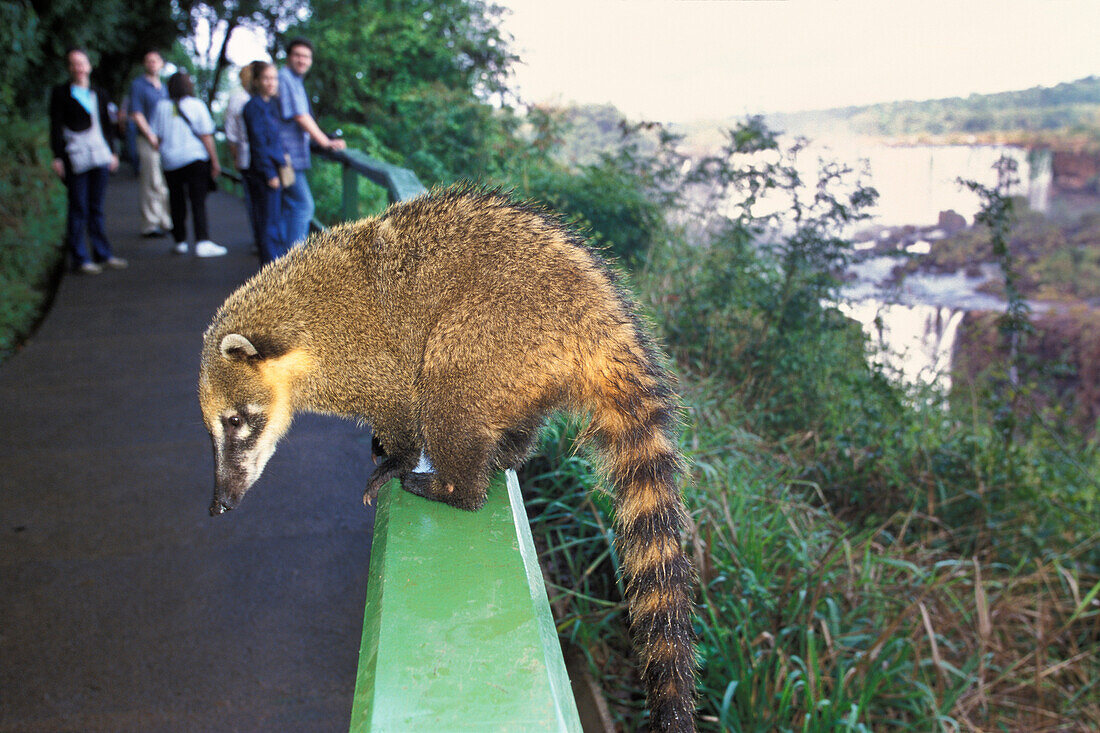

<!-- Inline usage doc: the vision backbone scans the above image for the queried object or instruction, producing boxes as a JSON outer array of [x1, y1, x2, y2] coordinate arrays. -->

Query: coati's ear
[[219, 332, 290, 362], [220, 333, 259, 361]]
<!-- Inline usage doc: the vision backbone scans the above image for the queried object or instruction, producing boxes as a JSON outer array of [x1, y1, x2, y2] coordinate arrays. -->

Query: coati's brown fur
[[198, 186, 696, 731]]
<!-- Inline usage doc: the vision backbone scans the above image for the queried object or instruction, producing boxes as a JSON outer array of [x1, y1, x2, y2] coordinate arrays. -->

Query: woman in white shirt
[[151, 71, 226, 257]]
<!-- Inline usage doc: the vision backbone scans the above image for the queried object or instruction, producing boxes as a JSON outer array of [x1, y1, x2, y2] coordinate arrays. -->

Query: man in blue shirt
[[278, 37, 345, 247], [128, 50, 172, 238]]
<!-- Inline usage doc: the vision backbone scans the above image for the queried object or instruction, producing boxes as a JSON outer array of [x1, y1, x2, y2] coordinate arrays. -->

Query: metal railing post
[[342, 162, 359, 221]]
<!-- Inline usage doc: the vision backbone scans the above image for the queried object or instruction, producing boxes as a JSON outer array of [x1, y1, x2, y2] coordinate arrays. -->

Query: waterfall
[[1028, 148, 1053, 213], [838, 301, 967, 390], [746, 140, 1040, 390]]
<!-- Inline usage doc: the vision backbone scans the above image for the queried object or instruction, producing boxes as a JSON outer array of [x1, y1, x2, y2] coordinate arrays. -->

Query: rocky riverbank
[[843, 192, 1100, 431]]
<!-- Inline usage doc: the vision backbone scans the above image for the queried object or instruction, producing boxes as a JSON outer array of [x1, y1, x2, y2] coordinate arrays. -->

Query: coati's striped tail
[[583, 337, 697, 732]]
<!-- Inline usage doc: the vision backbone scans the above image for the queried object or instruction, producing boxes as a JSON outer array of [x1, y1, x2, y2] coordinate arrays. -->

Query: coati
[[198, 186, 697, 731]]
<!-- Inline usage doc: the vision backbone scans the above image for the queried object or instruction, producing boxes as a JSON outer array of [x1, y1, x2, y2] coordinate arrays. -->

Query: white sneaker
[[172, 242, 189, 254], [195, 240, 227, 258]]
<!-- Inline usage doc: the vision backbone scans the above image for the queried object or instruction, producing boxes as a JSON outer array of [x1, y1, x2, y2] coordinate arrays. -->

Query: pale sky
[[499, 0, 1100, 123]]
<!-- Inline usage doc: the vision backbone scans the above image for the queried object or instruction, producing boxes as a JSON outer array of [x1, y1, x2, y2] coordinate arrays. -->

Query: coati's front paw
[[363, 455, 406, 507], [362, 483, 379, 507], [363, 470, 389, 506]]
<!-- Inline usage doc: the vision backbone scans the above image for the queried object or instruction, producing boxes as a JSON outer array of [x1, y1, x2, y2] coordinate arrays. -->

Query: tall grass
[[523, 379, 1100, 731]]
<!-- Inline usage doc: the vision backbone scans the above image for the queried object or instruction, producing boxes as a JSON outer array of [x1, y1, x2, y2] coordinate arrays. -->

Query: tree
[[178, 0, 310, 105], [288, 0, 518, 181], [9, 0, 183, 113], [959, 156, 1030, 446], [0, 1, 39, 119], [692, 117, 878, 330]]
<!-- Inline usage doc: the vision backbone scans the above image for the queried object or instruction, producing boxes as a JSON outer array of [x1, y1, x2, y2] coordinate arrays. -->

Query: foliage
[[518, 115, 1099, 729], [903, 204, 1100, 302], [959, 156, 1030, 444], [375, 83, 519, 184], [290, 0, 518, 184], [178, 0, 311, 105], [0, 119, 65, 360], [516, 155, 664, 266], [309, 123, 405, 226], [662, 118, 880, 437], [511, 117, 687, 264], [4, 0, 183, 113], [0, 2, 40, 120], [551, 103, 638, 167], [525, 395, 1100, 731]]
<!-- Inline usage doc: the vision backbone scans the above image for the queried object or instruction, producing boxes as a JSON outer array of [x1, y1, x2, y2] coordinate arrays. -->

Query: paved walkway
[[0, 175, 375, 731]]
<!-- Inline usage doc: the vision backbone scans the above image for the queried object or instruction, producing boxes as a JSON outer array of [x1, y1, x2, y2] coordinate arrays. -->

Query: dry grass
[[950, 556, 1100, 732], [526, 408, 1100, 731]]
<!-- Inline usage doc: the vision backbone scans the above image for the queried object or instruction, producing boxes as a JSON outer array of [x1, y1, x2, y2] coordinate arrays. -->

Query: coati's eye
[[227, 415, 244, 428]]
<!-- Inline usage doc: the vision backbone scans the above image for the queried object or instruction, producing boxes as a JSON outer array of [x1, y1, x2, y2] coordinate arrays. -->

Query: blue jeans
[[66, 165, 112, 267], [246, 171, 287, 264], [280, 170, 313, 247]]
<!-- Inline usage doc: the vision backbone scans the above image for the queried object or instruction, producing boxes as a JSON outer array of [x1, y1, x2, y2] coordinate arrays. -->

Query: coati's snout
[[199, 333, 312, 517], [209, 453, 253, 516], [203, 400, 284, 517], [209, 497, 234, 515], [209, 461, 250, 515]]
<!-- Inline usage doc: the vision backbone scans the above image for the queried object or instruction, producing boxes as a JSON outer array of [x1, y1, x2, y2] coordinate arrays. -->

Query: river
[[810, 139, 1050, 227]]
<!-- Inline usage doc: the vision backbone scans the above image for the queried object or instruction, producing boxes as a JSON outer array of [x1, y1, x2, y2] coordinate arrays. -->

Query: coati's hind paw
[[401, 473, 486, 511], [401, 472, 448, 500]]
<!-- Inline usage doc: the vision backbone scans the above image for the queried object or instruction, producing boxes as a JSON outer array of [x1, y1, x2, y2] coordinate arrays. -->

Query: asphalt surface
[[0, 174, 377, 732]]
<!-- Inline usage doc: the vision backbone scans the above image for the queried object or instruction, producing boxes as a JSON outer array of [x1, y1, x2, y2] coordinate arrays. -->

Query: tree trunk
[[207, 20, 239, 108]]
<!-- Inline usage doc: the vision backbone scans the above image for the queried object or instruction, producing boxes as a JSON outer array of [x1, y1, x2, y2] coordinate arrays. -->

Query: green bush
[[516, 160, 663, 265], [0, 118, 64, 359]]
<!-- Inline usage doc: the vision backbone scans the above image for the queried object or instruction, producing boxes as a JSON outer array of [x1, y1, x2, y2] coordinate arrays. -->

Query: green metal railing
[[312, 146, 428, 219], [216, 138, 427, 219], [351, 471, 582, 732], [219, 141, 580, 730]]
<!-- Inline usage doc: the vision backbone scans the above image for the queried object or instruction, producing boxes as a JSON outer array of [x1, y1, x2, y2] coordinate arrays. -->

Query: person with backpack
[[150, 71, 227, 258]]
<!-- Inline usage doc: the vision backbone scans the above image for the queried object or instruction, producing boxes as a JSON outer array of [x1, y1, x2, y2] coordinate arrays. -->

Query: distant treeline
[[766, 75, 1100, 138]]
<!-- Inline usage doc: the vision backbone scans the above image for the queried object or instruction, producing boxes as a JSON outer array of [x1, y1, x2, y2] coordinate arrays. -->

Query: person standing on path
[[128, 50, 173, 238], [49, 48, 128, 275], [151, 71, 227, 258], [225, 64, 260, 252], [277, 37, 345, 247], [243, 61, 289, 264]]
